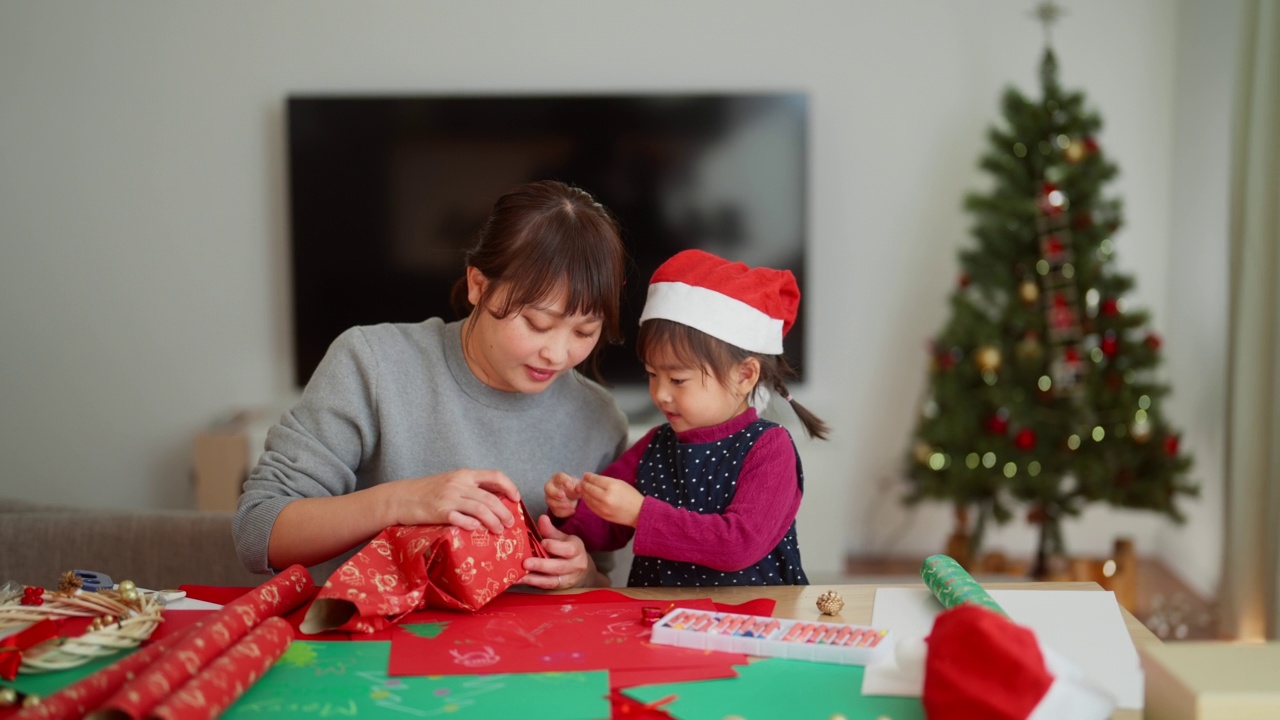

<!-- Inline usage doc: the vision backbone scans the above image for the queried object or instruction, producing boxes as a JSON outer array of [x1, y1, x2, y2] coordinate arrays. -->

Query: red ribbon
[[0, 619, 60, 680]]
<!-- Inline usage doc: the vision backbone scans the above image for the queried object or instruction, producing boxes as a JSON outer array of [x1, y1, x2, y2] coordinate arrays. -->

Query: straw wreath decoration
[[0, 571, 162, 677]]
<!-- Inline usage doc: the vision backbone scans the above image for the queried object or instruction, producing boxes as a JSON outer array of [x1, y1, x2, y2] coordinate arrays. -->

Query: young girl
[[546, 249, 828, 586], [234, 180, 629, 590]]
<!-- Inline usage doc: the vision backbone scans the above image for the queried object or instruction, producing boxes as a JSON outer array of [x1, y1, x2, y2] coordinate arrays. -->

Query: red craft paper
[[301, 497, 548, 634], [610, 664, 740, 690], [150, 616, 293, 720], [89, 565, 315, 720], [387, 596, 751, 681]]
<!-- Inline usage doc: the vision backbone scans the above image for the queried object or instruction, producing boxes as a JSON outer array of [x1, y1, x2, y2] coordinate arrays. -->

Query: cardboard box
[[1141, 641, 1280, 719], [193, 425, 251, 513]]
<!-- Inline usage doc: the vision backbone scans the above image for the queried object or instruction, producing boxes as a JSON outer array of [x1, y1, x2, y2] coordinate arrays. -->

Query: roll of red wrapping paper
[[86, 565, 315, 720], [12, 628, 192, 720], [150, 616, 293, 720]]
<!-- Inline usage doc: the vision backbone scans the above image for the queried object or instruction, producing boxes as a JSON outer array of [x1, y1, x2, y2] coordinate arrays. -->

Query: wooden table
[[561, 581, 1158, 719]]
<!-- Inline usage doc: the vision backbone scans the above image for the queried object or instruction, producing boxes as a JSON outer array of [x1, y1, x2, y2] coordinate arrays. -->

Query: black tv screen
[[287, 93, 808, 407]]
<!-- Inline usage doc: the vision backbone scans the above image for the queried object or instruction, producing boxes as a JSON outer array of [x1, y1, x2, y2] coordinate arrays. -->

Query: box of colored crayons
[[649, 608, 893, 666]]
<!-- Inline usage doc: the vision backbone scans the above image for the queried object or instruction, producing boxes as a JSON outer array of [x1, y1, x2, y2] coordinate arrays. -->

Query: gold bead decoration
[[21, 695, 41, 708], [0, 688, 18, 707], [816, 590, 845, 616], [117, 580, 136, 594]]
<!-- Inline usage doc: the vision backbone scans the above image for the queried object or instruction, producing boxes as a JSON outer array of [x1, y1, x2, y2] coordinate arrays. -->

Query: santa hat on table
[[923, 604, 1115, 720], [639, 249, 800, 354]]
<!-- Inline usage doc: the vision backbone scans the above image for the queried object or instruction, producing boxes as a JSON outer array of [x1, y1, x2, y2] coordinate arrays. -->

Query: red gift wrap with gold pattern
[[150, 616, 294, 720], [86, 565, 315, 720], [12, 629, 191, 720], [301, 497, 549, 634]]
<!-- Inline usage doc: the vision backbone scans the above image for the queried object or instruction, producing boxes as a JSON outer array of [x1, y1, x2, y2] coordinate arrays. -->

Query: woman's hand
[[544, 472, 583, 518], [579, 472, 643, 527], [521, 515, 610, 590], [385, 469, 520, 534]]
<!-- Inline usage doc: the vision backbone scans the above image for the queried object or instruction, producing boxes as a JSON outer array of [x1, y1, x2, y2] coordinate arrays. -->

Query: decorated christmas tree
[[903, 11, 1197, 577]]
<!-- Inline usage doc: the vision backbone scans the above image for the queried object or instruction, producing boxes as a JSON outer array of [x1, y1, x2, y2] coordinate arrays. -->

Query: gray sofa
[[0, 498, 335, 591]]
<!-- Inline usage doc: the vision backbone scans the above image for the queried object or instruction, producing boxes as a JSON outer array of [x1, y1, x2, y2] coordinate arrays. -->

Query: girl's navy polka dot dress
[[627, 418, 809, 587]]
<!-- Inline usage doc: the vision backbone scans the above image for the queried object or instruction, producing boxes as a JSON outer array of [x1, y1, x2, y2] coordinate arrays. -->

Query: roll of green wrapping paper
[[920, 554, 1007, 616]]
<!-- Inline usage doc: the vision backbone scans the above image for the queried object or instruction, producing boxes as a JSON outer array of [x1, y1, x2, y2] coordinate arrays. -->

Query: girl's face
[[463, 268, 603, 393], [644, 346, 757, 433]]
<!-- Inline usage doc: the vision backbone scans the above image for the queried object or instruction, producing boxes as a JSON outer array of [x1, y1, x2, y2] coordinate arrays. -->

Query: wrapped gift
[[301, 498, 549, 634]]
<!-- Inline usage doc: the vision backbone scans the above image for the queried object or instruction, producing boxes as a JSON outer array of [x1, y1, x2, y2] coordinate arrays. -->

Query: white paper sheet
[[863, 588, 1144, 710]]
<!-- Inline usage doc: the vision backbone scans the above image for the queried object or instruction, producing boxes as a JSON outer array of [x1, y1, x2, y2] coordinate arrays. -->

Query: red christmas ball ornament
[[1163, 434, 1181, 456], [1145, 333, 1162, 350], [1073, 212, 1094, 230], [958, 272, 971, 288], [1084, 137, 1099, 154], [1064, 345, 1080, 363], [937, 351, 956, 371], [987, 414, 1009, 434], [1101, 333, 1119, 357], [1014, 428, 1036, 450], [1101, 298, 1119, 316], [1046, 235, 1064, 255]]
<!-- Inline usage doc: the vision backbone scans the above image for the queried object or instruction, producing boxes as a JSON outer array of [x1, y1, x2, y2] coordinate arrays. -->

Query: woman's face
[[463, 268, 603, 393]]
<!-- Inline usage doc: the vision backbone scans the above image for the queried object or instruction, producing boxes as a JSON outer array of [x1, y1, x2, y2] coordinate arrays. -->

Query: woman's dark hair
[[450, 180, 627, 380], [636, 319, 829, 440]]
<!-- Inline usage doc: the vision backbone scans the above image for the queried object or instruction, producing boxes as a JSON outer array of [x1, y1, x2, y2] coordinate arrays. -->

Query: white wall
[[0, 1, 1232, 593]]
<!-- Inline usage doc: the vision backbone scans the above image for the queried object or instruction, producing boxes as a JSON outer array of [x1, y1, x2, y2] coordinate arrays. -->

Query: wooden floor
[[844, 554, 1222, 641]]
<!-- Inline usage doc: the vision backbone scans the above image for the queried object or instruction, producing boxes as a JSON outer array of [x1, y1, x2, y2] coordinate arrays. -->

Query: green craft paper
[[222, 641, 609, 720], [0, 649, 138, 699], [625, 658, 923, 720]]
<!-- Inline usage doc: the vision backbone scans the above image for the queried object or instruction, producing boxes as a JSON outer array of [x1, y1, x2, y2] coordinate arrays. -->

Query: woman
[[233, 180, 628, 589]]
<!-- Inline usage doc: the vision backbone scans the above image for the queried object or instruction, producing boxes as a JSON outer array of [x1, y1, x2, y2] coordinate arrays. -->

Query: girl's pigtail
[[774, 381, 830, 441]]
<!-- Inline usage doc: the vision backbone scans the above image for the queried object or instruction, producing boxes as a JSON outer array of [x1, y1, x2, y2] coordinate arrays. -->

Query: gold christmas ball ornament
[[1064, 138, 1087, 163], [816, 590, 845, 616], [1019, 280, 1040, 305], [974, 345, 1003, 372], [0, 688, 18, 707]]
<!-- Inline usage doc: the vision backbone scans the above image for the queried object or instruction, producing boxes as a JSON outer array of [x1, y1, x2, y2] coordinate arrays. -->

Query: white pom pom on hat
[[639, 249, 800, 354]]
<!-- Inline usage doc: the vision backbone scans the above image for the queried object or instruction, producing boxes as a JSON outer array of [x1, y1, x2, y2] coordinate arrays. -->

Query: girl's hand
[[579, 472, 643, 527], [385, 469, 520, 534], [520, 515, 609, 589], [544, 472, 583, 518]]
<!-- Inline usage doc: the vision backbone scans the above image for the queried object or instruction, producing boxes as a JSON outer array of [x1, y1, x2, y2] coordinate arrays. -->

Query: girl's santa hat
[[639, 249, 799, 354], [923, 604, 1116, 720]]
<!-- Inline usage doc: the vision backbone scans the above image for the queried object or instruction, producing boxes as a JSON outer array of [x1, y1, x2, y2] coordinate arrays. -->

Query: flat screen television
[[288, 92, 808, 415]]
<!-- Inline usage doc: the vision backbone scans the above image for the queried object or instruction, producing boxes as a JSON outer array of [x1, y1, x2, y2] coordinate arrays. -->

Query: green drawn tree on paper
[[902, 31, 1196, 576], [403, 621, 451, 639]]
